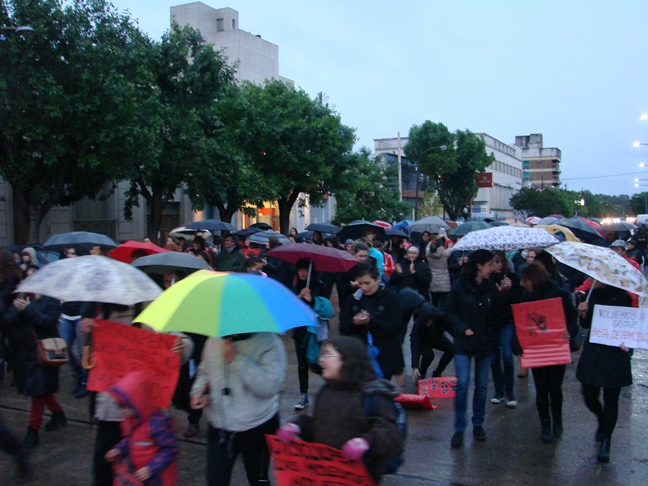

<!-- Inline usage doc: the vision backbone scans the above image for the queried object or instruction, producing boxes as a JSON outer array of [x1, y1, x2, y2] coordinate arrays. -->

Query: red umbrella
[[108, 240, 169, 263], [372, 220, 393, 229], [267, 243, 359, 285]]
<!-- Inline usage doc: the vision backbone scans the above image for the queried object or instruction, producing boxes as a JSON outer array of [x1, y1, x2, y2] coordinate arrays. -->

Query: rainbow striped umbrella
[[134, 270, 317, 337]]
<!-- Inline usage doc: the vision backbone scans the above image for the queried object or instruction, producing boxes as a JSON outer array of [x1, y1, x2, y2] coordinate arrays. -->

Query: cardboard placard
[[590, 304, 648, 349], [394, 393, 436, 410], [86, 320, 180, 409], [417, 377, 457, 398], [512, 298, 571, 368], [266, 435, 375, 486]]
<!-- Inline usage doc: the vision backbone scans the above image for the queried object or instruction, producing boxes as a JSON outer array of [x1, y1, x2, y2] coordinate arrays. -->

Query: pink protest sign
[[417, 377, 457, 398]]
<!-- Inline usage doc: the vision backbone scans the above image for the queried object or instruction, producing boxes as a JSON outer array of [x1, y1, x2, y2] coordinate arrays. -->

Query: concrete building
[[515, 133, 562, 189], [373, 133, 524, 221]]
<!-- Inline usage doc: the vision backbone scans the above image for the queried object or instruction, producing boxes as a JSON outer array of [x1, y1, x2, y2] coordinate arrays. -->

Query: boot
[[595, 417, 604, 442], [45, 410, 67, 432], [540, 419, 553, 444], [22, 427, 39, 450], [598, 438, 611, 462], [552, 416, 563, 438], [16, 445, 32, 482]]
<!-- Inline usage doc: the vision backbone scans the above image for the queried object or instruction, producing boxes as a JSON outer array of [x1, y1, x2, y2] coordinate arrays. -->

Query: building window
[[232, 19, 236, 29], [523, 161, 530, 169], [217, 18, 224, 31]]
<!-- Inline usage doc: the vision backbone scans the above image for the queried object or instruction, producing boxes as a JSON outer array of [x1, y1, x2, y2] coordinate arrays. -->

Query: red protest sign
[[266, 435, 375, 486], [394, 393, 436, 410], [86, 320, 180, 409], [417, 377, 457, 398], [511, 298, 571, 368]]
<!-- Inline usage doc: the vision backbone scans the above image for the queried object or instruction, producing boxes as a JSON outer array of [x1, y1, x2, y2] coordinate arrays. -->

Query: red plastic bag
[[394, 393, 436, 410]]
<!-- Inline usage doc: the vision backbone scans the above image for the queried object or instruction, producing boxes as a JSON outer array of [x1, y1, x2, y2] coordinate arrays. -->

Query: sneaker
[[184, 423, 200, 439], [450, 431, 464, 448], [506, 398, 518, 408], [294, 394, 309, 410], [473, 426, 486, 441], [490, 395, 504, 404]]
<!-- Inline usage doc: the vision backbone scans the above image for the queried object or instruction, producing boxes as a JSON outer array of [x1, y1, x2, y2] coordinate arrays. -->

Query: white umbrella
[[452, 226, 560, 252], [545, 242, 648, 296], [15, 255, 162, 305]]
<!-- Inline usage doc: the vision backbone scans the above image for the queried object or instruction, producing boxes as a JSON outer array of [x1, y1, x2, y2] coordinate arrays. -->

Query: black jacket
[[443, 277, 503, 357], [490, 270, 522, 323], [389, 259, 431, 297], [576, 285, 633, 388], [340, 285, 404, 376], [410, 302, 450, 368]]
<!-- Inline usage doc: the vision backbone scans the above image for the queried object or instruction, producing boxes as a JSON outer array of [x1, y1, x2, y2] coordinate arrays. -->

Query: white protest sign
[[590, 305, 648, 349]]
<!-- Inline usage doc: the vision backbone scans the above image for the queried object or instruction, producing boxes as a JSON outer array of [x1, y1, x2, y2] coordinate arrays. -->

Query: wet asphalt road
[[1, 312, 648, 485]]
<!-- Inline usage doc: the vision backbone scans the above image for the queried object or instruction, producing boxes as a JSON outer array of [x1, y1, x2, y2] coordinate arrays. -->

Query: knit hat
[[610, 239, 627, 250]]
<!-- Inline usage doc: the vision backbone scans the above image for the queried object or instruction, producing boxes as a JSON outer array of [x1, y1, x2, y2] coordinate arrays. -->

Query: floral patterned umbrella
[[452, 226, 559, 252], [545, 242, 648, 296]]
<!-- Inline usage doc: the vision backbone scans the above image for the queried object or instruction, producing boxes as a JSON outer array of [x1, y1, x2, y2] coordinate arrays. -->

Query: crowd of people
[[0, 220, 644, 483]]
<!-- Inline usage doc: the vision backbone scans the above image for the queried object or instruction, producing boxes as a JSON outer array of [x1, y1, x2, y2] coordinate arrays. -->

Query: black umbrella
[[234, 227, 263, 238], [556, 218, 603, 241], [247, 231, 291, 245], [249, 222, 273, 230], [43, 231, 118, 251], [385, 228, 408, 238], [131, 252, 212, 275], [305, 223, 340, 234], [185, 219, 235, 232], [337, 220, 386, 243]]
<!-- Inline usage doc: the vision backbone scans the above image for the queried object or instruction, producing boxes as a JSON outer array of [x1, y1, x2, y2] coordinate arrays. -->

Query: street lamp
[[414, 145, 447, 220], [633, 141, 648, 147], [0, 25, 33, 42]]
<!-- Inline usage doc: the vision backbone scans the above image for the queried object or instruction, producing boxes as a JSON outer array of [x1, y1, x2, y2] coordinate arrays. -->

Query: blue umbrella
[[392, 220, 414, 232]]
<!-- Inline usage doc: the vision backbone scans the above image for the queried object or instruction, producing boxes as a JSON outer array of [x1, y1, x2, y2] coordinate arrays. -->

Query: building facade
[[515, 134, 561, 189]]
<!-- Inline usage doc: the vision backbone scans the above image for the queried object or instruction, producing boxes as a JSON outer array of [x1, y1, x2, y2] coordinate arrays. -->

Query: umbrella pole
[[585, 280, 596, 303], [306, 262, 312, 288]]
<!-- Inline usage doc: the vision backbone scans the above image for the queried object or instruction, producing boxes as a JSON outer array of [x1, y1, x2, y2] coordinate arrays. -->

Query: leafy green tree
[[237, 80, 356, 234], [332, 149, 412, 225], [0, 0, 158, 243], [510, 187, 576, 217], [404, 121, 494, 221], [598, 193, 631, 217], [630, 192, 648, 216], [123, 22, 237, 242]]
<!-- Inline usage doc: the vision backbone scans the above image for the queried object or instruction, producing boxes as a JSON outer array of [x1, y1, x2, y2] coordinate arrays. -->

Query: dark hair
[[533, 251, 560, 281], [245, 256, 264, 270], [354, 261, 379, 280], [0, 249, 24, 284], [325, 336, 375, 388], [352, 242, 369, 254], [193, 235, 206, 247], [295, 258, 312, 270], [520, 263, 550, 292], [372, 240, 383, 251], [268, 236, 281, 249], [460, 249, 494, 281], [492, 250, 512, 273]]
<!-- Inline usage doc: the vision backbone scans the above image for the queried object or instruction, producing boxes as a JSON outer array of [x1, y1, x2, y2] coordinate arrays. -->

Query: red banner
[[86, 320, 180, 409], [476, 172, 493, 188], [511, 298, 571, 368], [266, 435, 375, 486], [417, 377, 457, 398]]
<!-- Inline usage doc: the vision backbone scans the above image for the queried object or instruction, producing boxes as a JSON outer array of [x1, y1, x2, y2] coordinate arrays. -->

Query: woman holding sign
[[576, 282, 632, 463], [519, 264, 578, 444]]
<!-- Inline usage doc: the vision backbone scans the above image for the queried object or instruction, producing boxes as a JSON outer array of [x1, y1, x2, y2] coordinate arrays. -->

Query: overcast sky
[[109, 0, 648, 197]]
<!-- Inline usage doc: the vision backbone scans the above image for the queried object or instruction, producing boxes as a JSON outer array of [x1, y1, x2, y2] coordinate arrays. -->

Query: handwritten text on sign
[[266, 434, 375, 486], [591, 305, 648, 349], [86, 320, 180, 409]]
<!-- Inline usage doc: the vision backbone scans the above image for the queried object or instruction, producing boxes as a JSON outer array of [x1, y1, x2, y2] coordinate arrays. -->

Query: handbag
[[30, 325, 69, 368], [366, 332, 384, 379]]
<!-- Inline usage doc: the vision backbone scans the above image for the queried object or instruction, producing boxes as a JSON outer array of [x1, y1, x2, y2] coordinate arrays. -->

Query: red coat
[[109, 372, 178, 486]]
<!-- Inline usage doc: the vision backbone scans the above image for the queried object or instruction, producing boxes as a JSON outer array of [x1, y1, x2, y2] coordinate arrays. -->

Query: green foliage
[[630, 193, 648, 215], [404, 121, 494, 220], [509, 187, 576, 217], [331, 149, 412, 225]]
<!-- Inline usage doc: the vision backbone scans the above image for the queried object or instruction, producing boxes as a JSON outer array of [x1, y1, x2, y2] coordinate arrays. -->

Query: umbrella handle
[[306, 262, 312, 288], [585, 280, 596, 303], [82, 345, 96, 369]]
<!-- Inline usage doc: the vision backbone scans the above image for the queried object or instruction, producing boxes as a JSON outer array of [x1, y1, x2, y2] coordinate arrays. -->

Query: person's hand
[[104, 448, 121, 463], [190, 392, 208, 410], [171, 336, 184, 354], [577, 302, 589, 315], [464, 329, 474, 336], [620, 342, 630, 353], [409, 262, 415, 274], [80, 318, 98, 334], [12, 298, 30, 312], [134, 466, 151, 481], [277, 423, 301, 443], [395, 264, 403, 275], [351, 280, 360, 288], [298, 288, 312, 303], [412, 368, 421, 384], [353, 310, 370, 326], [393, 372, 405, 387], [222, 338, 238, 363], [342, 438, 370, 461]]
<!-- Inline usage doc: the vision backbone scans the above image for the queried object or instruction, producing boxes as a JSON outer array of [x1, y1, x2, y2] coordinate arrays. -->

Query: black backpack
[[362, 394, 407, 474]]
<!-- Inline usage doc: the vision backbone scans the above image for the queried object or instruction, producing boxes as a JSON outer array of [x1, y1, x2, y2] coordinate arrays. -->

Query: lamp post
[[0, 25, 34, 41], [634, 180, 648, 212], [633, 141, 648, 147], [414, 145, 447, 220]]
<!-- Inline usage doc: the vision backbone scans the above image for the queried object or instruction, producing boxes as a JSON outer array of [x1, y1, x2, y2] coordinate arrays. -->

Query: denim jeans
[[59, 316, 85, 382], [490, 323, 515, 398], [454, 353, 492, 432]]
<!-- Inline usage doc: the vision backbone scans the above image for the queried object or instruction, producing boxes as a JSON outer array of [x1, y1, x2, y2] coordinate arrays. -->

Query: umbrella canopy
[[488, 220, 509, 227], [545, 242, 648, 296], [169, 227, 212, 240], [234, 227, 263, 238], [407, 216, 452, 233], [372, 220, 392, 229], [108, 240, 169, 263], [556, 218, 604, 241], [392, 220, 414, 232], [547, 214, 565, 219], [267, 243, 359, 273], [534, 225, 580, 243], [385, 228, 408, 238], [337, 220, 387, 242], [247, 231, 291, 245], [131, 252, 213, 275], [305, 223, 341, 234], [535, 217, 561, 226], [185, 219, 235, 232], [15, 255, 162, 305], [250, 222, 273, 230], [600, 221, 636, 232], [526, 216, 542, 225], [452, 226, 560, 252], [451, 220, 491, 237], [43, 231, 118, 251], [293, 231, 314, 242], [134, 271, 318, 337]]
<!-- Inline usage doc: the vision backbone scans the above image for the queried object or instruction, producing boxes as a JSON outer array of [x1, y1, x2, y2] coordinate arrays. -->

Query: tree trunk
[[215, 203, 237, 227], [278, 194, 298, 236], [147, 192, 165, 245], [12, 187, 45, 244]]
